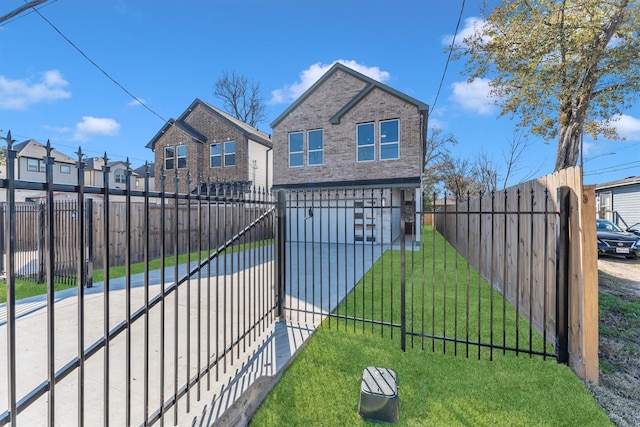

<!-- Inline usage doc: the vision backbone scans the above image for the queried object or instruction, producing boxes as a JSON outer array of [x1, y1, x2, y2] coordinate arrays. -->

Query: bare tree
[[213, 71, 267, 128], [442, 155, 482, 197], [422, 127, 458, 207], [473, 151, 499, 193]]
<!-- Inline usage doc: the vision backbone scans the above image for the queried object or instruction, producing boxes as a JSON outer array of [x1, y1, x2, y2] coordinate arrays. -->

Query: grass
[[251, 228, 610, 426], [0, 240, 272, 304], [251, 327, 611, 426]]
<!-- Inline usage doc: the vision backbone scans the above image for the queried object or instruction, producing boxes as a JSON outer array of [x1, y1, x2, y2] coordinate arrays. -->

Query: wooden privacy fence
[[90, 200, 271, 270], [434, 166, 598, 383], [1, 199, 273, 277]]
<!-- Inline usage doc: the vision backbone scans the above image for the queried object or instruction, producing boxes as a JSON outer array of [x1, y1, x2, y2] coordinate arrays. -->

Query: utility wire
[[29, 4, 168, 123], [430, 0, 466, 117], [0, 0, 48, 24]]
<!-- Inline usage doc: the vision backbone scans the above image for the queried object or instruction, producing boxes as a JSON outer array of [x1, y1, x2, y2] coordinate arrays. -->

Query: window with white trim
[[60, 165, 71, 174], [210, 143, 221, 168], [27, 158, 45, 172], [114, 168, 126, 184], [289, 132, 304, 167], [164, 147, 175, 170], [308, 129, 323, 166], [380, 119, 399, 160], [357, 123, 375, 162], [176, 145, 187, 169], [224, 141, 236, 166]]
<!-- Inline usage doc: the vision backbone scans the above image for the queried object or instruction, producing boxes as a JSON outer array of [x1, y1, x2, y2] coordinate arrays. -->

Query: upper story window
[[380, 119, 399, 160], [164, 147, 174, 170], [289, 132, 304, 167], [210, 143, 221, 168], [27, 158, 45, 172], [164, 145, 187, 170], [176, 145, 187, 169], [357, 123, 375, 162], [114, 168, 127, 184], [224, 141, 236, 166], [60, 165, 71, 174], [308, 129, 323, 166]]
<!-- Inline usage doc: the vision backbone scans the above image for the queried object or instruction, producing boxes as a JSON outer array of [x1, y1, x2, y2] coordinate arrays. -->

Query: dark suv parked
[[597, 219, 640, 259]]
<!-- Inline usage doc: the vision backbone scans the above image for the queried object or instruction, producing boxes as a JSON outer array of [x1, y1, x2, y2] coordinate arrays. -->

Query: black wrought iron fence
[[0, 139, 278, 426], [275, 186, 563, 361]]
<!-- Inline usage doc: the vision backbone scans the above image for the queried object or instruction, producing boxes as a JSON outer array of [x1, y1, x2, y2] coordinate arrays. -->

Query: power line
[[583, 160, 640, 176], [29, 6, 168, 124], [430, 0, 466, 117], [0, 0, 48, 24]]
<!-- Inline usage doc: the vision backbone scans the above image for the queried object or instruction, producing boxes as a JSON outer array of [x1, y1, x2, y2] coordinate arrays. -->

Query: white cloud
[[0, 70, 71, 110], [450, 78, 496, 115], [612, 114, 640, 140], [72, 116, 120, 141], [128, 98, 146, 107], [270, 60, 391, 104], [441, 17, 489, 47]]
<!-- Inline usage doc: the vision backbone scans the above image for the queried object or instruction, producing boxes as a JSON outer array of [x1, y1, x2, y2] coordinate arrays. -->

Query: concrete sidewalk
[[0, 241, 400, 425]]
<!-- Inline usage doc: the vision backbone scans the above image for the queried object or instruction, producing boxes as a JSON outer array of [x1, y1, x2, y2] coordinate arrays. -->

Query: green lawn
[[251, 327, 610, 426], [251, 228, 610, 426]]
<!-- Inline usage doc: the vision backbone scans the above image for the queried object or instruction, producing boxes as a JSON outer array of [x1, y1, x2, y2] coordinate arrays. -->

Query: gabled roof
[[145, 118, 208, 150], [145, 98, 272, 151], [270, 62, 429, 128], [13, 139, 76, 164], [133, 163, 155, 177]]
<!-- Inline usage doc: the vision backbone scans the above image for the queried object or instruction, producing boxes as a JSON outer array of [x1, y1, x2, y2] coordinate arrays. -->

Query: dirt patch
[[585, 256, 640, 427]]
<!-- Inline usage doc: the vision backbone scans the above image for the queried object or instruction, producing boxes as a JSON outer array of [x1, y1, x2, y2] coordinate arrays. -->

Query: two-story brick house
[[270, 63, 428, 244], [146, 98, 273, 193]]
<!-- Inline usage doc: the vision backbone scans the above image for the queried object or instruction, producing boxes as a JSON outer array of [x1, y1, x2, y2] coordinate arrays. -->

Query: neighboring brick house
[[0, 139, 77, 202], [146, 98, 273, 193], [270, 63, 429, 244]]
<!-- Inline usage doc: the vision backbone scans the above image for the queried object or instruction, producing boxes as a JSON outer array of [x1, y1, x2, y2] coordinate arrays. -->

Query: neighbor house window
[[380, 119, 399, 160], [357, 123, 375, 162], [224, 141, 236, 166], [114, 168, 126, 184], [210, 143, 221, 168], [60, 165, 71, 174], [308, 129, 323, 166], [27, 158, 45, 172], [176, 145, 187, 169], [164, 147, 175, 170], [289, 132, 304, 167]]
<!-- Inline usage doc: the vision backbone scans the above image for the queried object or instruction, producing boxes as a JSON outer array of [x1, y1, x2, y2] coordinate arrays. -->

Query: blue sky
[[1, 0, 638, 187]]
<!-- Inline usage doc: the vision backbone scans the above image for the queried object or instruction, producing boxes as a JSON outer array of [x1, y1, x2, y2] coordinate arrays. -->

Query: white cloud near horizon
[[270, 60, 391, 104], [612, 114, 640, 140], [450, 78, 496, 115], [0, 70, 71, 110], [72, 116, 120, 141]]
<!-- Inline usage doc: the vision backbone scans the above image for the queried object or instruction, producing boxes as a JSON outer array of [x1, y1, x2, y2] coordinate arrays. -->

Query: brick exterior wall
[[151, 103, 250, 193], [272, 69, 425, 187]]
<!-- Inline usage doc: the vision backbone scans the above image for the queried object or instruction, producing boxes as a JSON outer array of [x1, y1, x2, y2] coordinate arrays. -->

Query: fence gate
[[278, 185, 564, 362]]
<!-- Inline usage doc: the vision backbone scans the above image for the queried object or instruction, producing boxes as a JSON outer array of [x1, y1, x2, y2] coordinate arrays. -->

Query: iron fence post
[[276, 190, 287, 320], [400, 189, 407, 352], [85, 199, 93, 288], [0, 203, 4, 277], [556, 186, 570, 364]]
